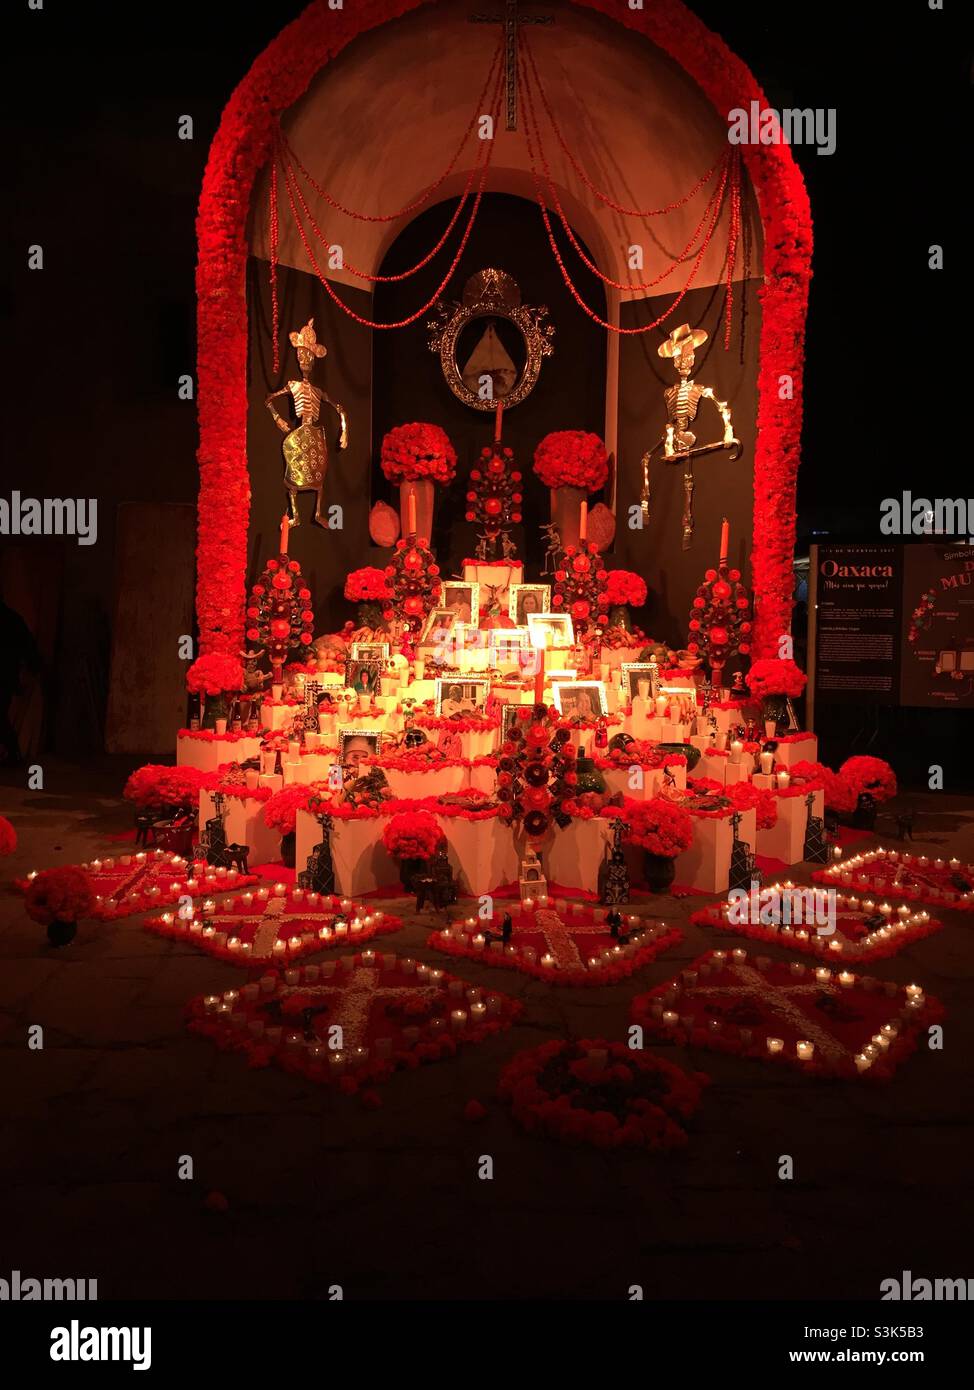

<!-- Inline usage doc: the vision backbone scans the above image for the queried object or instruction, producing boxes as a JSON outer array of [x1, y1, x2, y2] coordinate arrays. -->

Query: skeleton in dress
[[265, 319, 348, 527]]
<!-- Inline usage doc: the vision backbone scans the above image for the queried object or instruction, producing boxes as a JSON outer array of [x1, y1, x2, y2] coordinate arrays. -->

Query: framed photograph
[[434, 678, 491, 717], [344, 657, 382, 698], [338, 728, 382, 773], [551, 680, 608, 720], [501, 704, 525, 742], [350, 641, 390, 662], [419, 607, 459, 644], [487, 625, 532, 650], [509, 583, 551, 625], [527, 611, 575, 648], [620, 661, 660, 703], [441, 580, 479, 626]]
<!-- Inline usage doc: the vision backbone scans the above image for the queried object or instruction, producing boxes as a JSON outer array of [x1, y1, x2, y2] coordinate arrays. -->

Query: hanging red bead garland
[[687, 518, 751, 688], [279, 38, 503, 225], [246, 518, 315, 684], [519, 57, 740, 338]]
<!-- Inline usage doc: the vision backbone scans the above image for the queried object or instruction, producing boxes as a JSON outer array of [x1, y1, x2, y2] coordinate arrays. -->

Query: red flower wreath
[[839, 756, 897, 804], [381, 810, 444, 860], [604, 569, 648, 608], [344, 567, 392, 603], [533, 430, 608, 492], [380, 422, 457, 485], [620, 796, 694, 857], [25, 867, 95, 926], [0, 815, 16, 856], [745, 657, 808, 699], [262, 784, 313, 835], [498, 1037, 708, 1152], [186, 652, 244, 696]]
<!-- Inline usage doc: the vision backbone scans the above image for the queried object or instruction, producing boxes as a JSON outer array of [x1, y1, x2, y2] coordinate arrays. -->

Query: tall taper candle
[[579, 500, 588, 541], [719, 516, 729, 567], [280, 513, 290, 556], [407, 487, 417, 538]]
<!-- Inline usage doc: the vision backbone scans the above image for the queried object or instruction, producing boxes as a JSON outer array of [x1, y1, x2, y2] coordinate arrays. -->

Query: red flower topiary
[[0, 816, 16, 856], [745, 657, 807, 699], [25, 867, 95, 926], [262, 784, 312, 835], [344, 567, 393, 603], [186, 652, 244, 696], [604, 569, 648, 608], [533, 430, 608, 492], [380, 423, 457, 485], [621, 797, 694, 857], [839, 756, 897, 803], [381, 810, 444, 860], [123, 764, 210, 810]]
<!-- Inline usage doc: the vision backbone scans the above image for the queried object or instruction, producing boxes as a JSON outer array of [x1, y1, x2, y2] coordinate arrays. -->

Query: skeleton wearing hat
[[265, 319, 348, 527], [640, 323, 740, 548]]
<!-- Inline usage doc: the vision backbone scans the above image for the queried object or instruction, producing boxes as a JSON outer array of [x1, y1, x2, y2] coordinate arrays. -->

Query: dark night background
[[3, 0, 971, 771]]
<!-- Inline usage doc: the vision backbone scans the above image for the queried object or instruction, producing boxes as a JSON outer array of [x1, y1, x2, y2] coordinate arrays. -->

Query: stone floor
[[1, 759, 972, 1301]]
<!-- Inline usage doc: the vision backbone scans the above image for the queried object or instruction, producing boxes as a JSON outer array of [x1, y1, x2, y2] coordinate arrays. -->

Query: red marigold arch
[[196, 0, 811, 659]]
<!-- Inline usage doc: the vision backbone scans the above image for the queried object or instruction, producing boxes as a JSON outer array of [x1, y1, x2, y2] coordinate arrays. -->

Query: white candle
[[777, 770, 790, 790], [729, 739, 743, 765], [766, 1037, 784, 1055], [655, 695, 668, 717], [796, 1040, 814, 1061], [760, 751, 774, 775], [838, 971, 855, 989]]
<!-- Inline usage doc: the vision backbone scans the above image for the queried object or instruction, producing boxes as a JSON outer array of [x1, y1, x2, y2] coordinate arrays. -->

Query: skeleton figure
[[640, 324, 741, 548], [265, 319, 348, 527]]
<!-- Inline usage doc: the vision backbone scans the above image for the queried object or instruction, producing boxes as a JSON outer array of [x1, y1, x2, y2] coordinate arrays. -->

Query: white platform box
[[382, 765, 467, 799], [199, 789, 281, 867], [294, 809, 518, 897], [598, 645, 644, 670], [545, 818, 614, 890], [600, 762, 688, 801], [673, 807, 757, 894], [697, 749, 756, 786], [465, 763, 497, 796], [177, 733, 261, 773], [260, 701, 298, 733], [756, 788, 824, 865], [774, 734, 819, 767]]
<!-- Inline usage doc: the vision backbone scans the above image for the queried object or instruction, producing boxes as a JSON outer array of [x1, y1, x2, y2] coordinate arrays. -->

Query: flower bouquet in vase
[[533, 431, 609, 549], [745, 657, 807, 736], [186, 653, 245, 733], [381, 422, 457, 542], [619, 797, 694, 894], [381, 810, 445, 892]]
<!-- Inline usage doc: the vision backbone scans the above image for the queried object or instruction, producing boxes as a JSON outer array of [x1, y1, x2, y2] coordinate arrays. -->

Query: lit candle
[[718, 516, 729, 567], [854, 1053, 871, 1074], [407, 486, 417, 537], [766, 1037, 784, 1055], [655, 694, 668, 717], [815, 967, 831, 983], [760, 751, 774, 774], [796, 1040, 815, 1061], [450, 1009, 467, 1032], [838, 970, 855, 989], [729, 739, 743, 765], [540, 953, 555, 969], [905, 983, 923, 1000]]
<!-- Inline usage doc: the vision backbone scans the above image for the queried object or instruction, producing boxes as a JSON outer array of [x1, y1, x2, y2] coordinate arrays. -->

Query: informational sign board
[[810, 542, 974, 710], [810, 544, 902, 705], [899, 544, 974, 709]]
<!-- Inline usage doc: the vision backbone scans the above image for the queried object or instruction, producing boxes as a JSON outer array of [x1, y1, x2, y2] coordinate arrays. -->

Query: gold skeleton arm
[[321, 392, 349, 450], [265, 387, 293, 435]]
